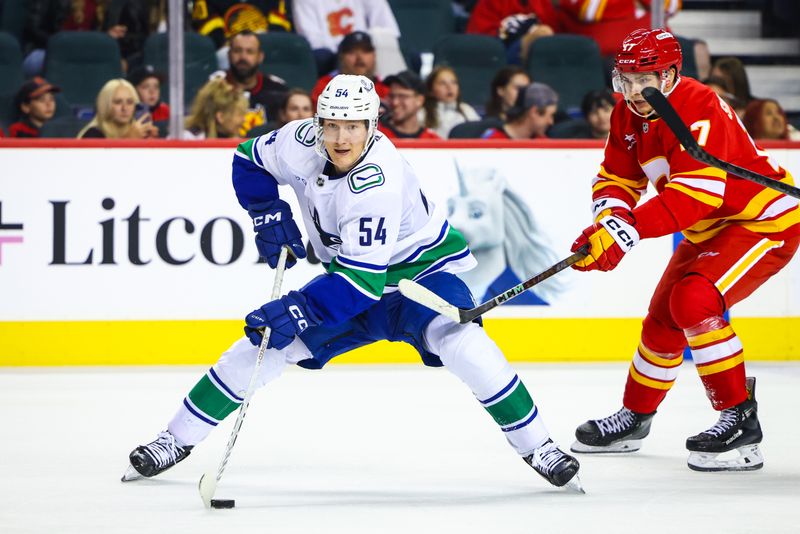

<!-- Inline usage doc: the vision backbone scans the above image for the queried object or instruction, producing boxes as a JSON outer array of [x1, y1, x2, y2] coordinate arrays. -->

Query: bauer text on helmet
[[314, 74, 380, 172], [612, 28, 682, 118]]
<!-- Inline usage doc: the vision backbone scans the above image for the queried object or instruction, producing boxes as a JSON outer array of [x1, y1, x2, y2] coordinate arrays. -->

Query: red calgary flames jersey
[[593, 77, 800, 243]]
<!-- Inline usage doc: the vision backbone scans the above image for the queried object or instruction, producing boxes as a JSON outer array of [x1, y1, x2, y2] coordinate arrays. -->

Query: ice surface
[[1, 363, 798, 534]]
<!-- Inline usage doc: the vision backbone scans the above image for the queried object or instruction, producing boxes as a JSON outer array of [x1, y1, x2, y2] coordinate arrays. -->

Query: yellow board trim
[[695, 352, 745, 376], [1, 317, 799, 366]]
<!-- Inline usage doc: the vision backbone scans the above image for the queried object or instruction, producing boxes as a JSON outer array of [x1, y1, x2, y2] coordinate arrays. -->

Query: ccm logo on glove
[[288, 304, 308, 331], [252, 212, 282, 226]]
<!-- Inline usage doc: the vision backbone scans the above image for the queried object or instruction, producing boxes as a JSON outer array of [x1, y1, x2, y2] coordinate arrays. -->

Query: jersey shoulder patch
[[347, 163, 385, 194], [293, 119, 316, 147]]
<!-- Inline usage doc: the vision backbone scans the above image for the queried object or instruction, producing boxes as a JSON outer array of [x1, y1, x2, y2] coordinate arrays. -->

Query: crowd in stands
[[0, 0, 797, 142]]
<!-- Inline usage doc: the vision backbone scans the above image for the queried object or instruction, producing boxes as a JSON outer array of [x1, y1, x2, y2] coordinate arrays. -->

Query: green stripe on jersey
[[483, 381, 535, 427], [386, 226, 469, 284], [236, 139, 256, 160], [187, 374, 241, 421], [328, 258, 386, 298]]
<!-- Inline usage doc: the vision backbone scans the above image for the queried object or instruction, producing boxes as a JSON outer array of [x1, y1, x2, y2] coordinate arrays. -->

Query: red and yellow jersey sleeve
[[559, 0, 635, 23]]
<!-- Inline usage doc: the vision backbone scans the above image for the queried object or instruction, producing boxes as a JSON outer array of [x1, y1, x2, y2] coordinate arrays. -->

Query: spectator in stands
[[7, 77, 60, 138], [101, 0, 164, 70], [127, 65, 170, 122], [742, 98, 800, 141], [703, 75, 746, 117], [710, 57, 754, 116], [293, 0, 400, 76], [423, 66, 480, 139], [481, 82, 557, 139], [379, 70, 440, 140], [580, 88, 615, 140], [184, 76, 248, 140], [77, 79, 159, 139], [467, 0, 558, 64], [225, 30, 289, 135], [23, 0, 131, 77], [484, 66, 530, 121], [275, 89, 314, 127], [311, 31, 389, 106], [191, 1, 292, 69]]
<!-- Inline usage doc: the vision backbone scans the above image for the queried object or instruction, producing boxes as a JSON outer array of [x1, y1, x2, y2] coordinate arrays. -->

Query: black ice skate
[[524, 439, 584, 493], [121, 431, 193, 482], [686, 377, 763, 472], [571, 407, 655, 453]]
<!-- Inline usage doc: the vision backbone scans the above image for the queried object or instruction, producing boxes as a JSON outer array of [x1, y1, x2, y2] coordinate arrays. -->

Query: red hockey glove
[[571, 212, 639, 272]]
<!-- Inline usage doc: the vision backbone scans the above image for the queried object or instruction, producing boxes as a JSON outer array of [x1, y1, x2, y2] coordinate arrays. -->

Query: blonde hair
[[185, 76, 248, 138], [78, 79, 141, 139]]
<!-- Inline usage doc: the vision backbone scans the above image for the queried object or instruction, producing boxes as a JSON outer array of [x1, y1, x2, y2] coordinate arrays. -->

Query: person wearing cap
[[481, 82, 558, 140], [293, 0, 400, 76], [225, 30, 289, 135], [8, 77, 60, 138], [127, 66, 170, 123], [379, 70, 440, 140], [310, 31, 389, 107]]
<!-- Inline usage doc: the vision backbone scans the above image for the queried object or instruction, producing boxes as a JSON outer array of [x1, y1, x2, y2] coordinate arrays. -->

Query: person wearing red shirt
[[480, 82, 558, 139], [311, 31, 388, 107], [569, 29, 800, 472], [379, 70, 440, 140]]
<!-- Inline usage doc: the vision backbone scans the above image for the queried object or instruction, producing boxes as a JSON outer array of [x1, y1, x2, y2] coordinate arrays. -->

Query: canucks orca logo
[[311, 207, 341, 249], [348, 163, 385, 194], [294, 120, 315, 147]]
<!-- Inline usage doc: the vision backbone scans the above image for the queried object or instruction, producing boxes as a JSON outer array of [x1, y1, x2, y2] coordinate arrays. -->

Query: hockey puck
[[210, 499, 235, 509]]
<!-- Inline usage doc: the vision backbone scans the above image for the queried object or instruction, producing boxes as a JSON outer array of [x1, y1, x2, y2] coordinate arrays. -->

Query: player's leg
[[674, 230, 799, 471], [123, 336, 315, 480], [422, 315, 580, 488], [572, 242, 695, 453]]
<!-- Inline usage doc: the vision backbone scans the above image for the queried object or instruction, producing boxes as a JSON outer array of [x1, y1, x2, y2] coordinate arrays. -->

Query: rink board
[[1, 140, 799, 365]]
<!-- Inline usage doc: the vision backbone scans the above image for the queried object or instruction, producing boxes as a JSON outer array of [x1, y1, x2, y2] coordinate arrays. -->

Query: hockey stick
[[641, 86, 800, 199], [398, 244, 589, 324], [198, 246, 289, 509]]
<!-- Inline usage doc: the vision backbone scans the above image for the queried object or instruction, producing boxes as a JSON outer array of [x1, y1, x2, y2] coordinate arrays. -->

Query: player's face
[[322, 119, 368, 172], [617, 72, 660, 115]]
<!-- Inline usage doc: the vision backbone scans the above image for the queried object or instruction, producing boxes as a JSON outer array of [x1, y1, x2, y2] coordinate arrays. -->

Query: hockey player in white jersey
[[122, 74, 581, 490]]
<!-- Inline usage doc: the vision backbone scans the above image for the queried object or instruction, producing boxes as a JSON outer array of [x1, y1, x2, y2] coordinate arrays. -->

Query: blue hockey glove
[[244, 291, 321, 349], [248, 199, 307, 268]]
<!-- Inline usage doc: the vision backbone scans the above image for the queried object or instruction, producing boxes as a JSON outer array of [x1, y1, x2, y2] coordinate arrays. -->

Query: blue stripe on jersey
[[400, 221, 448, 263], [252, 137, 265, 167], [502, 406, 538, 432], [209, 367, 244, 402], [415, 248, 472, 280], [232, 152, 279, 209], [335, 255, 388, 272], [301, 273, 380, 325], [479, 375, 519, 405], [183, 398, 219, 426]]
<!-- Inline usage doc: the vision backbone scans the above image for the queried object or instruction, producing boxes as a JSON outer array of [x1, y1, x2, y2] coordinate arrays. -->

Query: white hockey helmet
[[314, 74, 380, 161]]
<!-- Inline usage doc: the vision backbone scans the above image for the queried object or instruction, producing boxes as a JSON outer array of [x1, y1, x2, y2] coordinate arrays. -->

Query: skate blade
[[198, 470, 218, 508], [687, 444, 764, 472], [570, 439, 642, 454], [563, 474, 586, 494], [120, 464, 143, 482]]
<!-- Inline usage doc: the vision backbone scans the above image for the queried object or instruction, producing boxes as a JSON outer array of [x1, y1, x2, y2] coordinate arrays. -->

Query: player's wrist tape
[[599, 214, 639, 252]]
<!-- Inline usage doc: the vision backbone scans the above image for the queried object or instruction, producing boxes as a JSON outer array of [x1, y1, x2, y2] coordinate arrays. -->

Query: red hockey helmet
[[614, 28, 682, 75]]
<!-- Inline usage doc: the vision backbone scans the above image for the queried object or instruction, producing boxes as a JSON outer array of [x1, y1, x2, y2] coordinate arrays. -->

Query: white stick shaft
[[200, 247, 289, 506]]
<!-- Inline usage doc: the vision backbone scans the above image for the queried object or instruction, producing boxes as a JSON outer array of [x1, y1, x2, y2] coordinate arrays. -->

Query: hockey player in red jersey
[[569, 28, 800, 471]]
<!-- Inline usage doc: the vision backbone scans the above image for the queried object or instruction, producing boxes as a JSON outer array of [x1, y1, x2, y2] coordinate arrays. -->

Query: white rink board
[[1, 146, 798, 322]]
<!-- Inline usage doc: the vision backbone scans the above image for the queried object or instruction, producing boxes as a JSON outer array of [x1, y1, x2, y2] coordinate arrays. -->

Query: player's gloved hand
[[571, 211, 639, 272], [244, 291, 321, 349], [248, 199, 307, 269]]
